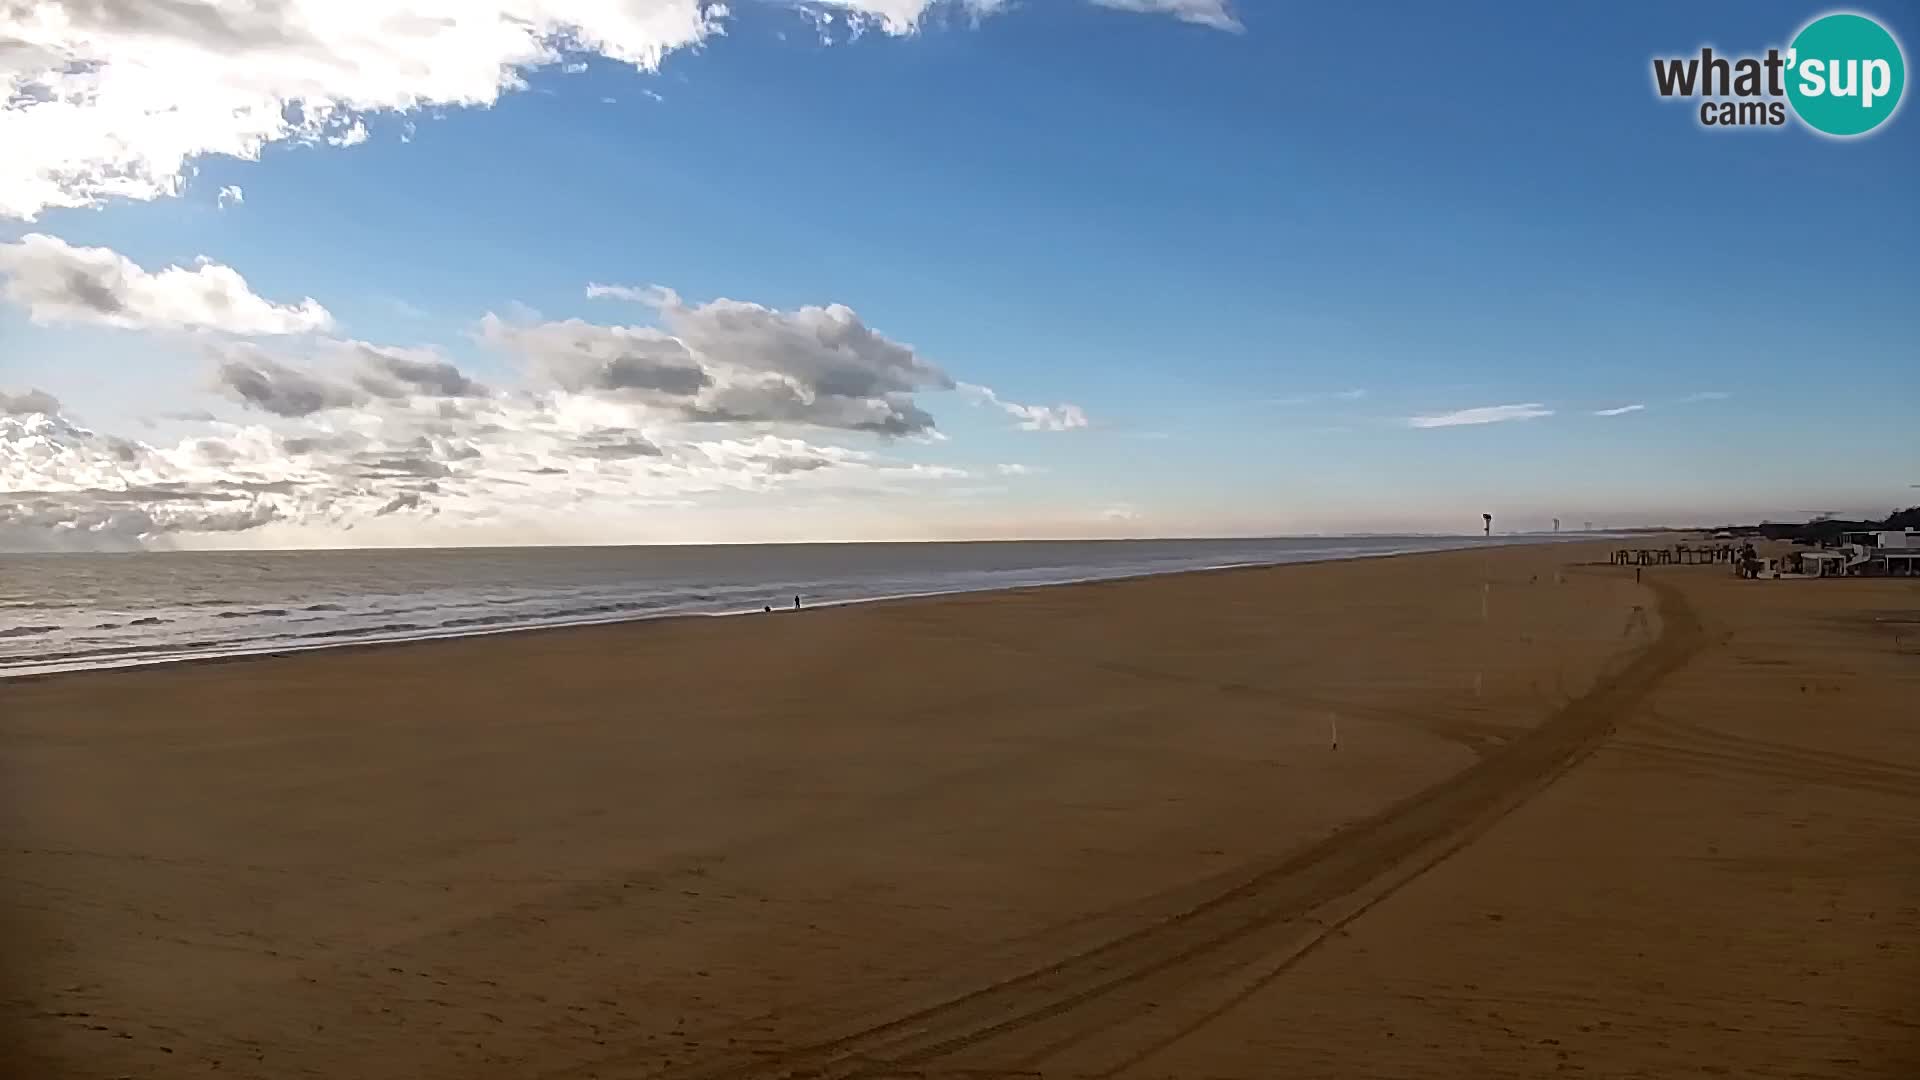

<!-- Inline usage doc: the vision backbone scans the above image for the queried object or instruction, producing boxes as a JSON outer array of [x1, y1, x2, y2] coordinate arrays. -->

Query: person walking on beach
[[793, 594, 802, 611]]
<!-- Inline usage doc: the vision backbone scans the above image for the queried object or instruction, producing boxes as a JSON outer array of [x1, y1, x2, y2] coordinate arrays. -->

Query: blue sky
[[1, 0, 1915, 548]]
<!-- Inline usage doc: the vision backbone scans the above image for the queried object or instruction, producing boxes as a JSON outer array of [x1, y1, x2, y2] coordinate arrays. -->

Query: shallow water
[[1, 536, 1514, 676]]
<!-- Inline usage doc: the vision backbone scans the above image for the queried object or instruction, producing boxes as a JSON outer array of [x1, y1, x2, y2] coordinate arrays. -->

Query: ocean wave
[[24, 637, 231, 664], [302, 603, 346, 612], [0, 624, 57, 638], [434, 613, 527, 630], [215, 608, 291, 619], [296, 622, 427, 641]]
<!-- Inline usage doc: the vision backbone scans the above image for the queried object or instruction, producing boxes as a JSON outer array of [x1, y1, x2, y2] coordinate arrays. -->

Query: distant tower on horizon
[[1482, 513, 1492, 537], [1553, 518, 1561, 533], [1585, 520, 1594, 532]]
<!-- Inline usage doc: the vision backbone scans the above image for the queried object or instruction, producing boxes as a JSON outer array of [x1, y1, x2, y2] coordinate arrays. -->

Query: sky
[[1, 0, 1915, 550]]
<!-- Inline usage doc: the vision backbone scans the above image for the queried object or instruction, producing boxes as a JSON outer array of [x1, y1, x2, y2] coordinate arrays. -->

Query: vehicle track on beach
[[1612, 706, 1920, 801], [585, 581, 1705, 1080]]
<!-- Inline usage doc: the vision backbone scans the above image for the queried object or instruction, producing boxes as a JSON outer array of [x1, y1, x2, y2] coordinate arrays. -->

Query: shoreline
[[3, 536, 1565, 684]]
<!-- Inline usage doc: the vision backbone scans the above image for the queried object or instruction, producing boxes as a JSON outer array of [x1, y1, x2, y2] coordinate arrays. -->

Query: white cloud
[[328, 120, 370, 148], [958, 382, 1091, 432], [0, 1, 728, 220], [1, 411, 297, 549], [1592, 403, 1646, 417], [1088, 0, 1241, 32], [0, 1, 1242, 220], [0, 271, 1093, 548], [805, 0, 1009, 36], [0, 384, 980, 549], [0, 234, 333, 334], [216, 184, 244, 208], [1406, 403, 1554, 429], [584, 282, 661, 303], [1268, 388, 1366, 406], [1003, 400, 1089, 432]]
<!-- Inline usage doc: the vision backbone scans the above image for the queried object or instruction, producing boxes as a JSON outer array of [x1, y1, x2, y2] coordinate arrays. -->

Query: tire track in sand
[[1611, 707, 1920, 801], [600, 581, 1703, 1080]]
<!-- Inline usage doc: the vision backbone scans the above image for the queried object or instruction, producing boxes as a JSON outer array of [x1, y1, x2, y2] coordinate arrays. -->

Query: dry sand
[[3, 543, 1915, 1078]]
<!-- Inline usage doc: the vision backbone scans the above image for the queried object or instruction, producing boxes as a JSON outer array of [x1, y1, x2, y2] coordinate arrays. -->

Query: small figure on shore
[[764, 605, 772, 613], [1623, 605, 1651, 639], [793, 594, 802, 611]]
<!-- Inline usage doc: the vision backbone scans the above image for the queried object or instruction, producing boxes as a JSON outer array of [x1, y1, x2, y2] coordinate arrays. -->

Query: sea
[[0, 536, 1514, 678]]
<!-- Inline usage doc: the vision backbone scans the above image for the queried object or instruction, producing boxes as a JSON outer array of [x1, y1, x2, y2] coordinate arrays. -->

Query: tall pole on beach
[[1476, 513, 1491, 697]]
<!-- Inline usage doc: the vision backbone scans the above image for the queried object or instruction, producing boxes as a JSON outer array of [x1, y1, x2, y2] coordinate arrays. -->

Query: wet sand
[[4, 542, 1915, 1077]]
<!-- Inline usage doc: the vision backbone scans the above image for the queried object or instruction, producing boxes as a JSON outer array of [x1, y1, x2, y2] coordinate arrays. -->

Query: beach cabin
[[1876, 530, 1920, 575], [1787, 551, 1850, 578]]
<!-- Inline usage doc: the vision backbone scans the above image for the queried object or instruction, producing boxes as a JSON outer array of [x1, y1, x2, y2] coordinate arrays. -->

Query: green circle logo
[[1787, 13, 1906, 136]]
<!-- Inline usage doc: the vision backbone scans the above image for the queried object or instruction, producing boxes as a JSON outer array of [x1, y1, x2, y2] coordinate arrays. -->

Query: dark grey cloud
[[208, 339, 489, 420], [282, 433, 361, 456], [376, 491, 425, 515], [352, 452, 451, 479], [687, 383, 937, 436], [346, 341, 488, 398], [182, 435, 238, 464], [1, 480, 296, 503], [480, 314, 711, 398], [1, 388, 61, 415], [219, 478, 303, 495], [765, 456, 833, 475], [107, 483, 241, 502], [0, 495, 280, 550], [47, 0, 304, 48], [658, 291, 953, 401], [53, 264, 127, 315], [495, 289, 953, 435], [212, 345, 361, 417], [2, 485, 197, 503]]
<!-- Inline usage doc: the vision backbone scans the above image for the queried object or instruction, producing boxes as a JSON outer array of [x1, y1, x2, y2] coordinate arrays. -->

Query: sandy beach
[[3, 542, 1915, 1078]]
